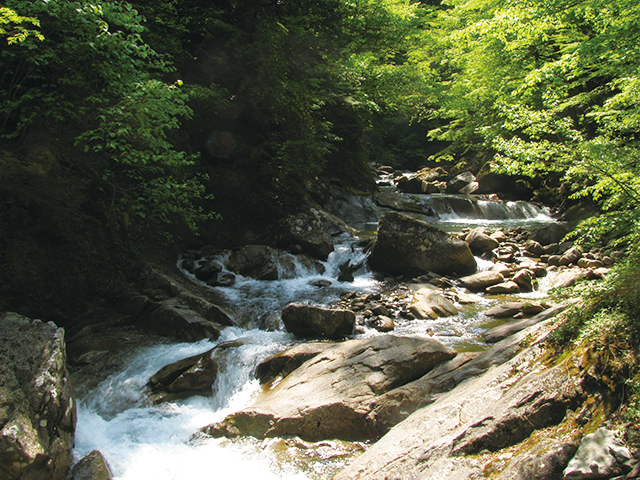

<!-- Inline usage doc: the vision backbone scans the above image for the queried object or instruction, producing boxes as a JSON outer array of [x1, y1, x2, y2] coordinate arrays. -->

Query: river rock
[[491, 262, 512, 277], [550, 269, 585, 288], [370, 315, 395, 332], [524, 239, 544, 256], [147, 348, 217, 403], [512, 269, 534, 292], [397, 176, 427, 194], [459, 270, 505, 290], [409, 288, 458, 319], [486, 280, 521, 294], [138, 301, 222, 342], [255, 342, 334, 384], [369, 211, 477, 277], [333, 321, 586, 480], [490, 230, 508, 243], [563, 428, 630, 479], [193, 259, 223, 282], [465, 228, 499, 253], [417, 166, 447, 182], [0, 312, 76, 480], [225, 245, 283, 280], [484, 303, 569, 343], [529, 223, 571, 246], [498, 440, 578, 480], [275, 209, 343, 260], [281, 304, 356, 339], [447, 171, 476, 193], [484, 302, 527, 318], [69, 450, 113, 480], [200, 336, 457, 442], [578, 258, 604, 269], [559, 246, 583, 266]]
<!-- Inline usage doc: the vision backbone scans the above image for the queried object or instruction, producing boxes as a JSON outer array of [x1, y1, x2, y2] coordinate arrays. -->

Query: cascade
[[71, 210, 560, 479]]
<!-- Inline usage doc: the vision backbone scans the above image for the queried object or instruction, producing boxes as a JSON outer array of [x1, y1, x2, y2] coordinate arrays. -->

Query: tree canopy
[[1, 0, 639, 310]]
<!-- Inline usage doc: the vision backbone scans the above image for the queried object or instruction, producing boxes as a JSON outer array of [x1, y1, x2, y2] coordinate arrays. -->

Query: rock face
[[200, 335, 457, 442], [563, 428, 630, 479], [369, 211, 477, 277], [147, 348, 218, 403], [70, 450, 113, 480], [334, 322, 586, 480], [0, 312, 76, 480], [281, 304, 356, 339], [275, 209, 346, 260]]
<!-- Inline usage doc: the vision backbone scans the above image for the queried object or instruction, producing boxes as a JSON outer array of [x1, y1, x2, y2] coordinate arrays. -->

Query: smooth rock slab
[[200, 335, 456, 442], [334, 322, 586, 480], [459, 270, 505, 290]]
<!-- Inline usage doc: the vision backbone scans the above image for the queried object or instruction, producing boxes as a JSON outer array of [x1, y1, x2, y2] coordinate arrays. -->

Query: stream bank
[[2, 173, 636, 480]]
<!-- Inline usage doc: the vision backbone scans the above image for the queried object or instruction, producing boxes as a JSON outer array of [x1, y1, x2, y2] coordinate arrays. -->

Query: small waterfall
[[179, 237, 378, 329], [414, 194, 552, 223]]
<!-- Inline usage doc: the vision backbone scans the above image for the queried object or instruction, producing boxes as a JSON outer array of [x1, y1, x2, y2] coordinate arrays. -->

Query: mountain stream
[[71, 196, 557, 480]]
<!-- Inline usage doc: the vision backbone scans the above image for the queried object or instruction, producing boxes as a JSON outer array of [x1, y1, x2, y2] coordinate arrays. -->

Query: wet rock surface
[[147, 348, 218, 403], [199, 335, 457, 442], [69, 450, 113, 480]]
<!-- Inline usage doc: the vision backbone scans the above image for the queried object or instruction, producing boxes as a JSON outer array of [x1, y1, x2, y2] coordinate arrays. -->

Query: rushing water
[[72, 196, 558, 480]]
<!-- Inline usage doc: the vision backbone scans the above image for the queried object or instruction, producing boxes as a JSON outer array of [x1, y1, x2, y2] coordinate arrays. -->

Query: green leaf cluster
[[421, 0, 640, 241], [0, 0, 207, 310]]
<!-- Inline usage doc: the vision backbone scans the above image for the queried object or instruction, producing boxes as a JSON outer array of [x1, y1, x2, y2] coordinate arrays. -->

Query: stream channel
[[71, 194, 556, 480]]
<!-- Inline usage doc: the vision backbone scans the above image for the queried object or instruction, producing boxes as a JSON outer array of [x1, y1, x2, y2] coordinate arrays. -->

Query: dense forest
[[1, 0, 639, 409]]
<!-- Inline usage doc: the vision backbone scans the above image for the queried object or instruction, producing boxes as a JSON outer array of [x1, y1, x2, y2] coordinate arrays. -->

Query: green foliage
[[0, 7, 44, 44], [1, 0, 204, 234], [0, 0, 208, 311], [421, 0, 640, 227]]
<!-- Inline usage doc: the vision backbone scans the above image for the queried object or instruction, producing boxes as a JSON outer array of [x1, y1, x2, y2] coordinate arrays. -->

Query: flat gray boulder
[[199, 335, 456, 442], [409, 288, 458, 319], [369, 211, 477, 277]]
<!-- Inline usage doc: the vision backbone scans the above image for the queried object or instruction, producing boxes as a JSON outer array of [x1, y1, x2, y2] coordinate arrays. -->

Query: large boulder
[[465, 228, 500, 253], [447, 171, 477, 193], [334, 322, 587, 480], [397, 176, 428, 194], [0, 312, 76, 480], [281, 304, 356, 339], [254, 342, 334, 384], [275, 209, 349, 260], [226, 245, 283, 280], [200, 335, 457, 442], [137, 300, 222, 342], [369, 211, 477, 277]]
